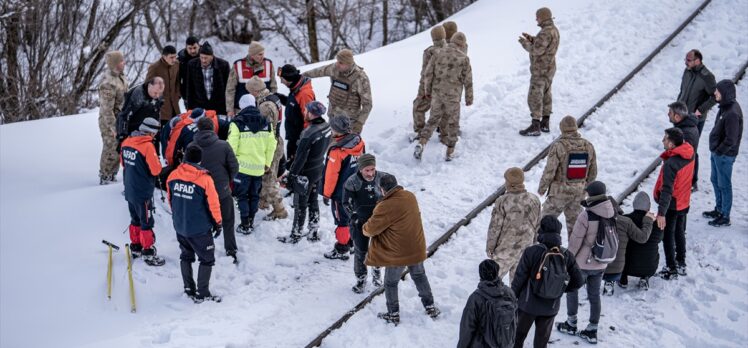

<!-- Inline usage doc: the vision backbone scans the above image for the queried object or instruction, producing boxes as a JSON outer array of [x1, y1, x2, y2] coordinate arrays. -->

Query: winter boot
[[638, 277, 650, 290], [306, 211, 320, 242], [372, 268, 383, 287], [603, 281, 615, 296], [708, 216, 731, 227], [193, 265, 220, 303], [184, 287, 197, 298], [408, 132, 420, 143], [540, 116, 550, 133], [414, 143, 425, 160], [193, 291, 222, 303], [659, 266, 678, 280], [445, 147, 455, 161], [142, 247, 165, 266], [519, 120, 541, 136], [258, 199, 270, 210], [352, 276, 367, 294], [264, 203, 288, 221], [324, 244, 350, 260], [377, 311, 400, 325], [702, 210, 722, 219], [675, 264, 687, 276], [579, 329, 598, 344], [347, 239, 354, 254], [557, 321, 578, 335], [227, 250, 238, 265], [278, 210, 305, 243], [129, 243, 143, 259], [618, 275, 628, 289], [181, 260, 196, 294], [237, 217, 254, 235], [691, 182, 698, 192], [425, 304, 441, 319]]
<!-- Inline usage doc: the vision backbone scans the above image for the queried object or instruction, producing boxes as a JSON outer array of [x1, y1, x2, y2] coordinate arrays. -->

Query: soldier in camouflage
[[487, 167, 541, 281], [538, 116, 597, 236], [518, 7, 560, 136], [302, 49, 373, 134], [226, 41, 277, 117], [246, 76, 288, 220], [415, 32, 473, 161], [411, 26, 447, 142], [98, 51, 129, 185]]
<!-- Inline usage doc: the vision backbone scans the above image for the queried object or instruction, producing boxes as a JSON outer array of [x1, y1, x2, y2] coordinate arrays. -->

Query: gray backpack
[[587, 211, 619, 264]]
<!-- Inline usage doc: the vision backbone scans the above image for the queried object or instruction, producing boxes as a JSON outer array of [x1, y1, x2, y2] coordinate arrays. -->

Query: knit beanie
[[536, 7, 552, 22], [450, 32, 467, 47], [138, 117, 160, 134], [245, 76, 266, 93], [105, 51, 124, 71], [306, 101, 326, 118], [184, 145, 202, 164], [239, 94, 256, 109], [248, 41, 265, 57], [559, 115, 578, 133], [504, 167, 525, 192], [443, 21, 458, 40], [199, 42, 213, 56], [358, 153, 376, 169], [329, 116, 351, 134], [632, 191, 651, 211], [585, 181, 607, 197], [190, 108, 205, 119], [336, 49, 355, 65], [280, 64, 301, 84], [430, 26, 446, 41], [479, 259, 500, 282], [538, 215, 562, 234]]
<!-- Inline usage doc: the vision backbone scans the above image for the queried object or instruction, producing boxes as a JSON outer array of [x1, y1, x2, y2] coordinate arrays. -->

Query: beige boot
[[445, 147, 455, 161], [264, 202, 288, 221]]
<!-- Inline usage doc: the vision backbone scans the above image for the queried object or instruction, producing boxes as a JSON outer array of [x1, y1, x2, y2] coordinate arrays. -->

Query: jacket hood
[[176, 162, 209, 181], [675, 114, 699, 129], [539, 18, 555, 27], [661, 142, 694, 161], [476, 280, 510, 299], [583, 197, 615, 218], [235, 105, 269, 133], [193, 129, 219, 147], [716, 79, 737, 107], [330, 133, 364, 152]]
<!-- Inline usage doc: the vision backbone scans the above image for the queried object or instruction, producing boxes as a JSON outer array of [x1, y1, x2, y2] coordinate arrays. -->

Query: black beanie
[[585, 181, 607, 197], [184, 145, 202, 163], [280, 64, 301, 84], [479, 259, 500, 281], [538, 215, 562, 235], [199, 42, 213, 56]]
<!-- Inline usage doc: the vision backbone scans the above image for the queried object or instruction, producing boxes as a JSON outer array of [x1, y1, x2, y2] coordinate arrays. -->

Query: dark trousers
[[127, 199, 154, 230], [350, 216, 371, 278], [291, 175, 320, 232], [662, 209, 688, 268], [514, 310, 555, 348], [234, 173, 263, 222], [567, 269, 603, 325], [178, 233, 215, 294], [220, 194, 237, 254], [384, 263, 434, 313], [694, 118, 706, 186]]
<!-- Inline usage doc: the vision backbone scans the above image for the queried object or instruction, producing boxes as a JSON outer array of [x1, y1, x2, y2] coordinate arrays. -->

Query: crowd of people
[[96, 5, 743, 346]]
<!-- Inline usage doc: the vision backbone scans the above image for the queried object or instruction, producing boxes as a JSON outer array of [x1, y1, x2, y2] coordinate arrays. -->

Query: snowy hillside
[[1, 0, 747, 347]]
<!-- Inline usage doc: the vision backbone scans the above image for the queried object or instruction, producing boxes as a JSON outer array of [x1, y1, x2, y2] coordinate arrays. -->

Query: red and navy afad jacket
[[322, 134, 365, 201], [121, 134, 163, 202], [654, 142, 695, 215], [166, 162, 222, 237], [164, 110, 230, 165]]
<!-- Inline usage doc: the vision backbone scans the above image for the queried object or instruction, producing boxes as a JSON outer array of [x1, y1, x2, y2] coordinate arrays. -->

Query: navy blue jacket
[[167, 162, 222, 237], [121, 134, 162, 202]]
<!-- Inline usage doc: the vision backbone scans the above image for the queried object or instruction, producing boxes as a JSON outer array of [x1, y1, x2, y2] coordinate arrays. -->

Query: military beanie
[[443, 21, 458, 40], [536, 7, 552, 22], [430, 26, 446, 41], [559, 115, 578, 133], [358, 153, 376, 169], [245, 76, 266, 93], [450, 32, 467, 47], [632, 191, 651, 211], [105, 51, 124, 71], [479, 259, 500, 282], [336, 49, 355, 65], [504, 167, 525, 192], [248, 41, 264, 56]]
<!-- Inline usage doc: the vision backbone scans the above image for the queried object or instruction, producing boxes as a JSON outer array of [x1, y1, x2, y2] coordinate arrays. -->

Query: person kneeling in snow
[[167, 145, 223, 303], [121, 117, 165, 266], [621, 192, 663, 291]]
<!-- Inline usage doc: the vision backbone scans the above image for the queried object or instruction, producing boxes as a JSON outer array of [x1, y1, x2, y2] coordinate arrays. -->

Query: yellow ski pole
[[125, 244, 136, 313], [101, 240, 119, 300]]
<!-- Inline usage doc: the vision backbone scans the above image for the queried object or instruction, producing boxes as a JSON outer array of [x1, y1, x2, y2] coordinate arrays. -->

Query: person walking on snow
[[121, 118, 166, 266], [411, 26, 447, 142]]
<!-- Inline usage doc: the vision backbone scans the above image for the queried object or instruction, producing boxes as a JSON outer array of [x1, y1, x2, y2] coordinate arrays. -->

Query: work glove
[[212, 225, 223, 239]]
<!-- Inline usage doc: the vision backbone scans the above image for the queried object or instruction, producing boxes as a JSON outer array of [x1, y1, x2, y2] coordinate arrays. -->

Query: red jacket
[[323, 134, 365, 199], [165, 109, 219, 165], [653, 142, 694, 215]]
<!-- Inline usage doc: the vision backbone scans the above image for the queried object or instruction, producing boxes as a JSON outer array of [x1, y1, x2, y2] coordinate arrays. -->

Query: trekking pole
[[101, 240, 119, 299], [125, 244, 136, 313]]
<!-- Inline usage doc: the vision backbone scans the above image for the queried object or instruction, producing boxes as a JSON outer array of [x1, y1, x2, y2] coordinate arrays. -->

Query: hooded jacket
[[322, 133, 365, 200], [164, 110, 220, 165], [190, 129, 239, 199], [604, 200, 653, 275], [457, 280, 517, 348], [228, 106, 276, 177], [709, 80, 743, 157], [167, 162, 222, 237], [653, 142, 695, 214], [121, 134, 162, 203], [623, 210, 664, 278], [568, 196, 615, 271]]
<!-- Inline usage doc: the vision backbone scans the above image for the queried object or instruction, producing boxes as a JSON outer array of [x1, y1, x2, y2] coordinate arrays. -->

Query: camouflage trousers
[[492, 250, 523, 282], [541, 185, 586, 237], [412, 87, 431, 133], [419, 96, 460, 147], [528, 75, 553, 120], [98, 117, 120, 178], [260, 138, 286, 208]]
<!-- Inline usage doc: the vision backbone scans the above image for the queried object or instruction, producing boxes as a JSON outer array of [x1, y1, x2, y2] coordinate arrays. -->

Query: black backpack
[[529, 245, 570, 299], [477, 286, 517, 348]]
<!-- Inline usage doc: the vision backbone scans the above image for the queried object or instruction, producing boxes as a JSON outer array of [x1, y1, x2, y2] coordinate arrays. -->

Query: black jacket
[[189, 130, 239, 199], [623, 210, 664, 278], [284, 77, 313, 164], [709, 80, 743, 157], [673, 114, 700, 151], [343, 170, 388, 227], [511, 234, 584, 317], [185, 56, 230, 114], [117, 83, 163, 138], [289, 117, 331, 183], [457, 280, 517, 348], [177, 49, 198, 100], [677, 64, 717, 116]]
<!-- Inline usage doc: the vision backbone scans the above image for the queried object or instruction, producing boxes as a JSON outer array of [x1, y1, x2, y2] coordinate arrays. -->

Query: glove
[[212, 225, 223, 239], [323, 197, 330, 206]]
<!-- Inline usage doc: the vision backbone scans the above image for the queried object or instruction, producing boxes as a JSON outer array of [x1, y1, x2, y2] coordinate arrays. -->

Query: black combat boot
[[540, 116, 550, 132], [519, 120, 541, 136]]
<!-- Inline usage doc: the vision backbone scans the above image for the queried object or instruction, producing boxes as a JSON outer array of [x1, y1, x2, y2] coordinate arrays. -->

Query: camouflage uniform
[[486, 189, 541, 281], [419, 40, 473, 148], [413, 39, 446, 133], [256, 88, 288, 219], [520, 18, 560, 121], [538, 131, 597, 236], [98, 68, 128, 179], [303, 63, 372, 134]]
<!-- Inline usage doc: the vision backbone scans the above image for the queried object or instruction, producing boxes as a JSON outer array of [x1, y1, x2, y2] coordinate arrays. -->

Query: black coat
[[457, 280, 517, 348], [117, 83, 163, 137], [674, 114, 700, 151], [189, 130, 239, 199], [709, 80, 743, 157], [185, 56, 230, 115], [511, 235, 584, 317], [289, 117, 331, 183], [623, 210, 664, 278], [677, 64, 717, 116], [177, 49, 198, 100]]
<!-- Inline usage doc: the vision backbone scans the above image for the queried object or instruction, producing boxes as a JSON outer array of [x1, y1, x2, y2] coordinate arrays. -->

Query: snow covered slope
[[1, 0, 746, 347]]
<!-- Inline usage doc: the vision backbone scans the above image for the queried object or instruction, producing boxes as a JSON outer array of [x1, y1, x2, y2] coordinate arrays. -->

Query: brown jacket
[[146, 57, 180, 120], [363, 186, 427, 267]]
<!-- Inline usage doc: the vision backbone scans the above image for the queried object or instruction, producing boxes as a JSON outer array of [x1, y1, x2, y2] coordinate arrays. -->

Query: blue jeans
[[710, 152, 736, 218]]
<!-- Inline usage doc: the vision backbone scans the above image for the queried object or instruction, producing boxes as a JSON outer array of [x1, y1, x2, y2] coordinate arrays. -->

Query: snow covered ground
[[1, 0, 747, 347]]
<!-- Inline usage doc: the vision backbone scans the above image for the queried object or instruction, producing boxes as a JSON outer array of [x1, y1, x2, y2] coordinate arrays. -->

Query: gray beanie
[[139, 117, 160, 134], [632, 191, 651, 211], [329, 115, 351, 134], [358, 153, 376, 169]]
